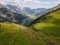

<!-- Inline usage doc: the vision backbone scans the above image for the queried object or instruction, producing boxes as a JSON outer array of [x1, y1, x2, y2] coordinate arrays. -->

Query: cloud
[[0, 0, 60, 8], [0, 0, 21, 7], [34, 0, 60, 5], [25, 0, 33, 3], [32, 0, 60, 8], [34, 1, 50, 5], [0, 0, 21, 4]]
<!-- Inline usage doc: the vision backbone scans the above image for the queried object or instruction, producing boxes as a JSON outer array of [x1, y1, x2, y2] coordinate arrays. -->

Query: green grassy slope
[[0, 22, 60, 45], [0, 22, 37, 45], [30, 9, 60, 44]]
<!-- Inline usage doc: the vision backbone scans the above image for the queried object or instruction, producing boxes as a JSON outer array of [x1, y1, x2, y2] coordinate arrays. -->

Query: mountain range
[[0, 3, 60, 26], [4, 3, 47, 15], [0, 3, 29, 25], [23, 7, 47, 14], [0, 3, 48, 26]]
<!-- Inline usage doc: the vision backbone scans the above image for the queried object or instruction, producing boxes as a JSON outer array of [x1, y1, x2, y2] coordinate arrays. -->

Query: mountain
[[32, 8, 47, 12], [27, 4, 60, 26], [1, 3, 60, 26], [33, 8, 47, 14], [6, 4, 22, 13], [0, 3, 30, 25], [0, 3, 60, 26], [5, 4, 48, 26], [23, 7, 47, 14], [23, 7, 34, 14], [5, 4, 29, 15]]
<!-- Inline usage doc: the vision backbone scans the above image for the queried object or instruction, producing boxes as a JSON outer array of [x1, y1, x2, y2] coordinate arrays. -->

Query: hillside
[[30, 8, 60, 44], [0, 22, 60, 45], [0, 22, 37, 45]]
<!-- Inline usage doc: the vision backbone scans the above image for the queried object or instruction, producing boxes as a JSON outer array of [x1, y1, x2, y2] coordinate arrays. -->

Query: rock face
[[0, 4, 29, 25]]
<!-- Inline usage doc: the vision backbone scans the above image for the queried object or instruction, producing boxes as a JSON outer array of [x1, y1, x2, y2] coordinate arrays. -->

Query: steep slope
[[30, 7, 60, 43]]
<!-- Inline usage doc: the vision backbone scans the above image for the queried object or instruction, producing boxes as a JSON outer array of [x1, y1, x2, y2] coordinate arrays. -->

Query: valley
[[0, 3, 60, 45]]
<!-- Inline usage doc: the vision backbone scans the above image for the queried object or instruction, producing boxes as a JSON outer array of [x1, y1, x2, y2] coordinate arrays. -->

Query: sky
[[0, 0, 60, 9]]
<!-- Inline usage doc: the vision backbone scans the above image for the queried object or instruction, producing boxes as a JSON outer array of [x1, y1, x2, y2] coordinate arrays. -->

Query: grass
[[30, 9, 60, 45], [0, 22, 36, 45], [31, 10, 60, 36], [0, 22, 60, 45]]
